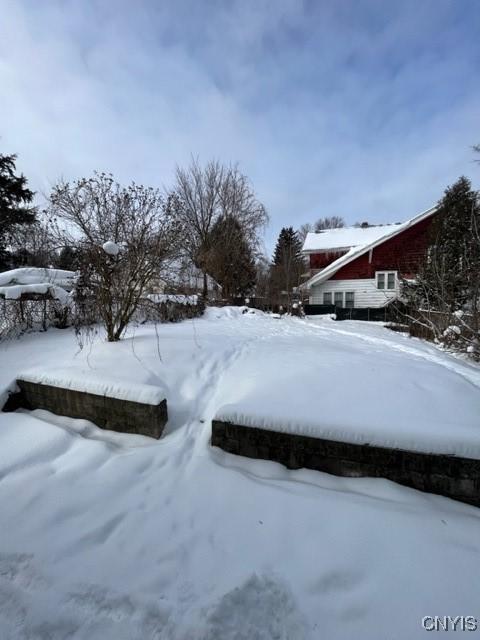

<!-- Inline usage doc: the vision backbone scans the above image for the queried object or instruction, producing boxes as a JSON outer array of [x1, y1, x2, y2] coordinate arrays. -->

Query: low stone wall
[[3, 380, 167, 439], [212, 420, 480, 507]]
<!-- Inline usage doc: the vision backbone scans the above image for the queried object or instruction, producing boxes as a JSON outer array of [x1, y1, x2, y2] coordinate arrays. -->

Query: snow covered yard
[[1, 308, 480, 639]]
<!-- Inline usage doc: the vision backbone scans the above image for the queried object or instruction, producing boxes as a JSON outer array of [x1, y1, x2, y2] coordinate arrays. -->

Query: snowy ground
[[0, 308, 480, 639]]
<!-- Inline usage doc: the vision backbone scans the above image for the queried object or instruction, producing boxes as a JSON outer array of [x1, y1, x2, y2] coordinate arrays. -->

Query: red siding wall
[[331, 217, 433, 280], [310, 250, 347, 270]]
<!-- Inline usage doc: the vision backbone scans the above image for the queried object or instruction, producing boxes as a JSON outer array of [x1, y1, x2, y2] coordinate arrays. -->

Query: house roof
[[302, 224, 402, 253], [303, 205, 437, 289]]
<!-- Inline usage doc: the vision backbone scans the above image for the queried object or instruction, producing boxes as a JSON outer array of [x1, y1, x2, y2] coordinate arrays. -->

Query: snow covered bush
[[48, 173, 184, 342]]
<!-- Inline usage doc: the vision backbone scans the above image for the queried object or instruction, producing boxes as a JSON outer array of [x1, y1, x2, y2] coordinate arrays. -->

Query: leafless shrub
[[48, 173, 183, 342], [0, 295, 72, 340]]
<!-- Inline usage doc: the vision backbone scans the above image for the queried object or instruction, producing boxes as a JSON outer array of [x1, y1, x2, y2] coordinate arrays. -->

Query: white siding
[[309, 278, 398, 308]]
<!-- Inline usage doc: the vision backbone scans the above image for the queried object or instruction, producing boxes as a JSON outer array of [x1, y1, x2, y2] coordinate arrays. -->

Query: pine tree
[[273, 227, 303, 267], [56, 246, 82, 271], [0, 153, 36, 269], [421, 176, 479, 311], [404, 176, 480, 358], [272, 227, 304, 307], [205, 215, 256, 300]]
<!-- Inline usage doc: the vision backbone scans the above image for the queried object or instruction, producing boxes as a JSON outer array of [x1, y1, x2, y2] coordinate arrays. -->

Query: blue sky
[[1, 0, 479, 252]]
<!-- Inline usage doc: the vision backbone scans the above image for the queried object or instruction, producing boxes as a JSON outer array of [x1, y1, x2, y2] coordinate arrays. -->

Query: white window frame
[[334, 291, 343, 307], [376, 271, 397, 290], [323, 292, 332, 305]]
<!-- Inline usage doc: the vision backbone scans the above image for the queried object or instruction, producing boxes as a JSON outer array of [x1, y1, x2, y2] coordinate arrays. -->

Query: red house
[[301, 206, 437, 309]]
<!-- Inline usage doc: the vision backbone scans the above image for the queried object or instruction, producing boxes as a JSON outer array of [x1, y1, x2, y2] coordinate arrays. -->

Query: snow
[[16, 367, 167, 406], [0, 283, 70, 303], [444, 325, 462, 336], [0, 267, 76, 289], [214, 316, 480, 459], [0, 310, 480, 639], [102, 241, 120, 256], [0, 268, 75, 304], [302, 224, 401, 252], [146, 293, 198, 305]]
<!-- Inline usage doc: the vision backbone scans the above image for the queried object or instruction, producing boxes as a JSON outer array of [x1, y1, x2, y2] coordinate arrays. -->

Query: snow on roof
[[0, 283, 71, 303], [0, 268, 76, 289], [302, 224, 401, 253], [303, 206, 438, 289]]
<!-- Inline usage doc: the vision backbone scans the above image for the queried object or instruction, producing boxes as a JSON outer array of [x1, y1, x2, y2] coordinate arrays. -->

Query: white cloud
[[0, 0, 478, 251]]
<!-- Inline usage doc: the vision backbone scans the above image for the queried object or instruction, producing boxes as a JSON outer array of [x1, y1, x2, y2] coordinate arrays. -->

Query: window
[[345, 292, 354, 308], [376, 271, 397, 290], [323, 292, 332, 305], [334, 292, 343, 307]]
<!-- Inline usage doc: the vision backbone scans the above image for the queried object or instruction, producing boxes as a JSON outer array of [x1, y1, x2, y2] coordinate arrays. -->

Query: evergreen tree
[[272, 227, 304, 307], [404, 176, 480, 358], [420, 176, 479, 311], [273, 227, 303, 267], [56, 245, 82, 271], [0, 153, 36, 269], [205, 215, 256, 300]]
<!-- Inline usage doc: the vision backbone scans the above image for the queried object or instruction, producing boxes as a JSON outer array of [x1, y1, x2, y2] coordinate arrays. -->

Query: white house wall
[[309, 278, 398, 308]]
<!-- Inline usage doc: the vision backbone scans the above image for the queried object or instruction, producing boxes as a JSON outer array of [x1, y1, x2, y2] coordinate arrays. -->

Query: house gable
[[331, 216, 433, 280], [303, 206, 437, 290]]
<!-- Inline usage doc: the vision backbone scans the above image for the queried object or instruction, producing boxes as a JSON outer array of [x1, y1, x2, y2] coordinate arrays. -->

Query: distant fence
[[304, 304, 395, 322], [137, 295, 205, 323], [0, 294, 72, 340], [335, 307, 393, 322], [303, 304, 335, 315]]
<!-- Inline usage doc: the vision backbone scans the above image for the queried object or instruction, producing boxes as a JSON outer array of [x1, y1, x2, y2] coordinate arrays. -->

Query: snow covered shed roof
[[302, 224, 402, 253], [303, 206, 438, 289], [0, 268, 76, 290], [0, 268, 76, 303]]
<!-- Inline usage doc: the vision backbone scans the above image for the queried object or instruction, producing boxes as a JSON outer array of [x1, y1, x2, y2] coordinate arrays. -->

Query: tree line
[[1, 145, 479, 356], [0, 153, 269, 340]]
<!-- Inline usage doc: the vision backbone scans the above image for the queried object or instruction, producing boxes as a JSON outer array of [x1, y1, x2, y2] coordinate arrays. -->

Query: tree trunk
[[203, 271, 209, 300]]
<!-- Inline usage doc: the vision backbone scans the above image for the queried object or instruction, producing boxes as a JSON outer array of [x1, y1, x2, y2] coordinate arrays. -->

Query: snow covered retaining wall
[[211, 421, 480, 507], [3, 376, 168, 439]]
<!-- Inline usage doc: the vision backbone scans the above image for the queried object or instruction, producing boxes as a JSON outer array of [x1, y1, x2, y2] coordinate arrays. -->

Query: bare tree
[[48, 173, 183, 342], [218, 165, 268, 247], [297, 223, 313, 244], [314, 215, 345, 231], [8, 217, 57, 267], [174, 159, 268, 298]]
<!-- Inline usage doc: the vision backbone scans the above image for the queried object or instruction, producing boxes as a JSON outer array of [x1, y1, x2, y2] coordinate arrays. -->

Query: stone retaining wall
[[212, 420, 480, 507], [3, 380, 167, 439]]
